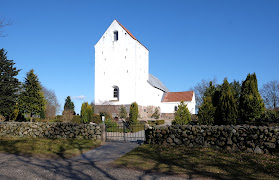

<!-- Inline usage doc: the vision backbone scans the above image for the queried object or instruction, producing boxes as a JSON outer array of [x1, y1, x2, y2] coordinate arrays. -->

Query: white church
[[94, 20, 195, 120]]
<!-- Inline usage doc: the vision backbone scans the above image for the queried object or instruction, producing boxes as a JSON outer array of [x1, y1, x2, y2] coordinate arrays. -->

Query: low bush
[[0, 115, 6, 122], [55, 115, 63, 121], [261, 110, 279, 122], [156, 120, 165, 125], [33, 117, 42, 122], [147, 120, 165, 126], [191, 114, 198, 121], [72, 115, 81, 124], [104, 118, 118, 132], [99, 112, 112, 120], [148, 120, 156, 126], [92, 114, 102, 124]]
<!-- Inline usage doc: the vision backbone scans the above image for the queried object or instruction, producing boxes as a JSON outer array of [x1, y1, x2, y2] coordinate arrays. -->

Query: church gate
[[105, 121, 146, 143]]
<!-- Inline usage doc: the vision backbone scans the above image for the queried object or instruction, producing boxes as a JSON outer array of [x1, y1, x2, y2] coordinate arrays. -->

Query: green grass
[[0, 137, 101, 159], [113, 144, 279, 179]]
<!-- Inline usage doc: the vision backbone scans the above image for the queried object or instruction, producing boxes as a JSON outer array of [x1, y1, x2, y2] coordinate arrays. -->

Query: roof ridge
[[167, 91, 194, 93], [114, 19, 149, 51]]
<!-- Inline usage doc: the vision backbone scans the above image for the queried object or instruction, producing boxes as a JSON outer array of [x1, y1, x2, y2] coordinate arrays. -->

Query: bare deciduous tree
[[42, 87, 60, 119], [0, 18, 12, 37], [260, 80, 279, 110], [189, 78, 217, 112]]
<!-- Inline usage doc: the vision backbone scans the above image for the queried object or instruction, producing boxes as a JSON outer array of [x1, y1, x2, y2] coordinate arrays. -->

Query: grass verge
[[113, 144, 279, 179], [0, 137, 101, 159]]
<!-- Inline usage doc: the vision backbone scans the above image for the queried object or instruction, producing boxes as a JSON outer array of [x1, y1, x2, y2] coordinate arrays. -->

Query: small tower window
[[114, 31, 118, 41], [113, 86, 119, 99]]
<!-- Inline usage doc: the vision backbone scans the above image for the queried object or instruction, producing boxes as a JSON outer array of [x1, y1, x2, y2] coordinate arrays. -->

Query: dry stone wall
[[145, 125, 279, 154], [0, 122, 102, 140]]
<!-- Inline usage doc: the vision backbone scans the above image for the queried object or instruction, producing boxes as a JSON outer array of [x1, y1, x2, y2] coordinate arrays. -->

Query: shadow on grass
[[0, 138, 31, 157], [115, 144, 279, 180], [0, 137, 101, 159]]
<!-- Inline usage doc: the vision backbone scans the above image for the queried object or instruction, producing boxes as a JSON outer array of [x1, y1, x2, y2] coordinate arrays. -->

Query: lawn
[[113, 144, 279, 179], [0, 137, 101, 159]]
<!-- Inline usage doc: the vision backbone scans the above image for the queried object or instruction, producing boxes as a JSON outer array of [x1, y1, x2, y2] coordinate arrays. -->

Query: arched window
[[113, 86, 119, 100], [113, 31, 118, 41]]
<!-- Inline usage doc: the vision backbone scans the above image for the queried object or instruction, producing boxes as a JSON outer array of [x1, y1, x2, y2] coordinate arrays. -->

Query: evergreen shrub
[[72, 115, 81, 124], [156, 120, 164, 125], [129, 102, 139, 125], [172, 101, 191, 125], [151, 107, 160, 120], [92, 114, 102, 124]]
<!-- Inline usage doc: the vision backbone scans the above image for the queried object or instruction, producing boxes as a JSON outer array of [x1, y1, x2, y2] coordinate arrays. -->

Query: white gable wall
[[95, 20, 149, 105]]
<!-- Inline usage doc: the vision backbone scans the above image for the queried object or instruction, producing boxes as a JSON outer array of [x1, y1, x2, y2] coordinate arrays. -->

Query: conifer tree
[[198, 96, 215, 125], [80, 102, 93, 123], [0, 49, 21, 120], [172, 101, 191, 125], [151, 107, 160, 120], [18, 69, 45, 122], [129, 102, 138, 125], [63, 96, 75, 114], [239, 73, 265, 122], [215, 78, 238, 125], [203, 81, 216, 98]]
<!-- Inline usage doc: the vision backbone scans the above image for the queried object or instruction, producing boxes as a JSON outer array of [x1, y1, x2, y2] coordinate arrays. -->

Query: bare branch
[[0, 18, 13, 37], [260, 80, 279, 110], [189, 77, 217, 112]]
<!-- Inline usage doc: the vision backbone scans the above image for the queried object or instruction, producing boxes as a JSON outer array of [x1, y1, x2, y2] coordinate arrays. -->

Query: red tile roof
[[115, 19, 149, 51], [162, 91, 194, 102]]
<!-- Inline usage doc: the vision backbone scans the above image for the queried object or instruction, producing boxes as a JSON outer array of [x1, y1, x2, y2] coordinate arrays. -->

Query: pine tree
[[80, 102, 93, 123], [129, 102, 138, 125], [172, 101, 191, 125], [215, 78, 238, 125], [239, 73, 265, 122], [204, 81, 216, 98], [18, 69, 45, 122], [198, 96, 215, 125], [63, 96, 75, 114], [0, 49, 21, 120], [151, 107, 160, 120]]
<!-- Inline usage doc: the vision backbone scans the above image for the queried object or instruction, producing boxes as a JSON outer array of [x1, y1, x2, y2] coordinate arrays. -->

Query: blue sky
[[1, 0, 279, 114]]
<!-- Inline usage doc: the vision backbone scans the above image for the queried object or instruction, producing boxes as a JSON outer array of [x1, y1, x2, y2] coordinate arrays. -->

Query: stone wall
[[160, 113, 175, 120], [0, 122, 103, 140], [94, 104, 163, 120], [145, 125, 279, 154]]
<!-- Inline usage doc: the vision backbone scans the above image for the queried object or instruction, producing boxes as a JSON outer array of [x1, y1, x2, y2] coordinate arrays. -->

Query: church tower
[[95, 20, 149, 105]]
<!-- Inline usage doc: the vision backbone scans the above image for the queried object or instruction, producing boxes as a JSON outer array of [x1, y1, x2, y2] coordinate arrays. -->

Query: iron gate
[[105, 122, 146, 142]]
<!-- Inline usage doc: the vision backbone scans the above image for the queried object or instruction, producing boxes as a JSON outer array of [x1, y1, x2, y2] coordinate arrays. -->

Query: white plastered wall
[[160, 92, 196, 114], [95, 20, 149, 105]]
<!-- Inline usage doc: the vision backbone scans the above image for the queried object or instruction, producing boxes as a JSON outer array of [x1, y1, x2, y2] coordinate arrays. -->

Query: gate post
[[100, 123, 106, 142], [123, 123, 126, 142]]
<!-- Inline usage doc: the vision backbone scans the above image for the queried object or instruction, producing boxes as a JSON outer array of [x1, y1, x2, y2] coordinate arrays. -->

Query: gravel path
[[0, 142, 189, 180]]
